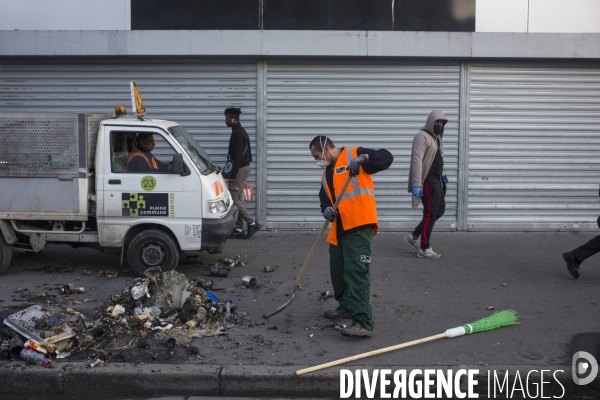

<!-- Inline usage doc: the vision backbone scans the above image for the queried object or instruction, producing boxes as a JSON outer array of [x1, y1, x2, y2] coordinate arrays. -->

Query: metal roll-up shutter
[[266, 60, 460, 229], [0, 58, 258, 216], [468, 62, 600, 230]]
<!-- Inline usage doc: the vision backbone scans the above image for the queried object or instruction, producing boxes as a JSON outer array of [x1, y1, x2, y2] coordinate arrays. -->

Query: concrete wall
[[476, 0, 600, 33], [0, 0, 130, 30]]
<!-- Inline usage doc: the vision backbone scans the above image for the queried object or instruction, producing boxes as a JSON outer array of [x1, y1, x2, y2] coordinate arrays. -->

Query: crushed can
[[209, 266, 230, 278]]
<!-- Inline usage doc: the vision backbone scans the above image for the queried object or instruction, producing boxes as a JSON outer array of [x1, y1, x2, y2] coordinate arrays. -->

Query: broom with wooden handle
[[296, 310, 518, 375]]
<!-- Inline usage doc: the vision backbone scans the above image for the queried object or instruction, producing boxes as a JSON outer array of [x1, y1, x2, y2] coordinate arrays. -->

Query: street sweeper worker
[[309, 135, 393, 337], [404, 110, 448, 259]]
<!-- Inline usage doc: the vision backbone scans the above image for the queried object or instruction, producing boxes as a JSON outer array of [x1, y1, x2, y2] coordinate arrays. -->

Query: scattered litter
[[162, 336, 176, 348], [197, 279, 213, 290], [56, 351, 71, 359], [131, 282, 150, 300], [320, 291, 333, 301], [267, 326, 278, 330], [81, 270, 92, 275], [242, 276, 257, 287], [487, 306, 495, 310], [191, 346, 199, 355], [501, 283, 507, 287], [89, 358, 104, 368], [110, 305, 126, 317], [97, 270, 119, 278], [264, 266, 275, 273], [59, 284, 85, 295], [209, 266, 230, 278], [255, 321, 265, 326], [21, 348, 52, 367], [309, 334, 314, 338]]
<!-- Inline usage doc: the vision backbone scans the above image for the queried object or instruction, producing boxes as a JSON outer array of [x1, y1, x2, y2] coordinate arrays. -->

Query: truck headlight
[[208, 200, 227, 214]]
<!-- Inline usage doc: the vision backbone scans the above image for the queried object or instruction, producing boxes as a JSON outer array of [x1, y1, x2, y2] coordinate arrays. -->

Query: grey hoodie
[[407, 109, 448, 209]]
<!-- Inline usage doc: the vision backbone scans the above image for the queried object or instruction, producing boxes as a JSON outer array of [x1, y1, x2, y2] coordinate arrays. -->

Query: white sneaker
[[417, 247, 441, 259], [404, 234, 420, 252]]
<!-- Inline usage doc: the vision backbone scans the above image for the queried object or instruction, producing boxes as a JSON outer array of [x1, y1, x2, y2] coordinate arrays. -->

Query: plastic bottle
[[20, 349, 52, 368]]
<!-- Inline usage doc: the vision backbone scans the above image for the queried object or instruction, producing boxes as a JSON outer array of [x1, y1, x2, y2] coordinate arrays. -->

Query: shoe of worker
[[245, 222, 262, 239], [404, 234, 420, 252], [324, 306, 353, 320], [563, 252, 580, 279], [341, 320, 372, 337], [417, 247, 441, 259], [229, 229, 246, 239]]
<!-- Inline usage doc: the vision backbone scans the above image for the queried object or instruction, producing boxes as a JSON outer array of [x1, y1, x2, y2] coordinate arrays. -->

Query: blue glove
[[349, 154, 368, 177], [323, 206, 338, 221], [411, 187, 423, 198]]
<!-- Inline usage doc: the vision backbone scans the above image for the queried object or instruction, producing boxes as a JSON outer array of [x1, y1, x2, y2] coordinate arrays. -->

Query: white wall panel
[[0, 0, 131, 31], [475, 0, 529, 32], [529, 0, 600, 33]]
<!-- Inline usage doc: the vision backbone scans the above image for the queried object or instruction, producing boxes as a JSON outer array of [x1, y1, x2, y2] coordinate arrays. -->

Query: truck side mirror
[[172, 153, 190, 176]]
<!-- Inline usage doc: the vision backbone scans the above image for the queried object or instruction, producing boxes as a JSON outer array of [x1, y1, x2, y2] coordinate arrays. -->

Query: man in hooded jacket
[[405, 110, 448, 259]]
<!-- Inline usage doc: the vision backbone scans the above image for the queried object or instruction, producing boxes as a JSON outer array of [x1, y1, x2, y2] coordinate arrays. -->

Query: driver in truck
[[126, 132, 169, 172]]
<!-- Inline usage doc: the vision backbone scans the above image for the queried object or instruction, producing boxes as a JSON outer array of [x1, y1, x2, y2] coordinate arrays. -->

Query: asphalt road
[[1, 230, 599, 398]]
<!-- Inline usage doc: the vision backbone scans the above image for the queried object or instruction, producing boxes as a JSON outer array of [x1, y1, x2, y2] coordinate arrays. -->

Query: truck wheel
[[0, 234, 12, 275], [127, 230, 179, 277]]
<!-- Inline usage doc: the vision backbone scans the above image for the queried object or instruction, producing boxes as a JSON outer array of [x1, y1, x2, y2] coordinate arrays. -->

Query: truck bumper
[[201, 205, 239, 254]]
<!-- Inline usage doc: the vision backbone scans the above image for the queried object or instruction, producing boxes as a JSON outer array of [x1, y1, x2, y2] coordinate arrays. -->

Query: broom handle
[[293, 175, 353, 288], [296, 332, 447, 375]]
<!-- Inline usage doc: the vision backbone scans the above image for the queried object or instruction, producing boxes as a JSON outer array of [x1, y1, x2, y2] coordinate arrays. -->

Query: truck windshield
[[167, 126, 215, 175]]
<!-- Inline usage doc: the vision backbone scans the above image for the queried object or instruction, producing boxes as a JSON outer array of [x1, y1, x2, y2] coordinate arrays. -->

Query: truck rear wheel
[[127, 229, 180, 277], [0, 234, 12, 275]]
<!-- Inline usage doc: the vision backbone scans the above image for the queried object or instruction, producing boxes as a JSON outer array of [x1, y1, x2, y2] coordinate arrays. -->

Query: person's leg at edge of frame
[[565, 234, 600, 278], [340, 228, 374, 336]]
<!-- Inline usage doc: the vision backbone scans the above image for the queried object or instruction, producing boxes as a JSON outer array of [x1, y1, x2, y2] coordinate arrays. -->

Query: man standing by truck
[[225, 107, 261, 239]]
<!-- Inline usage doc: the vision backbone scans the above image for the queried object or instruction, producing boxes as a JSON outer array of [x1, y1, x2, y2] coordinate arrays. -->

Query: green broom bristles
[[463, 310, 518, 334]]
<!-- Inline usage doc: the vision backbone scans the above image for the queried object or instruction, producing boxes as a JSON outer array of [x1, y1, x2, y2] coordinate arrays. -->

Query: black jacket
[[227, 123, 252, 179]]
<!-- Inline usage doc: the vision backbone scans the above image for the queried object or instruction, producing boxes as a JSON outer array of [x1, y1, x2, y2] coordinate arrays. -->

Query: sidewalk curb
[[2, 361, 599, 397]]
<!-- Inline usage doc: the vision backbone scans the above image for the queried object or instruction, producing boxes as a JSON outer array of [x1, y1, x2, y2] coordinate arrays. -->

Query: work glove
[[323, 206, 338, 221], [411, 187, 423, 198], [349, 154, 368, 177]]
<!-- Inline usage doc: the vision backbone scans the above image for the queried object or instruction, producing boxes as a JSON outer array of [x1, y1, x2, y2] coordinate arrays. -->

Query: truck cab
[[0, 112, 238, 276]]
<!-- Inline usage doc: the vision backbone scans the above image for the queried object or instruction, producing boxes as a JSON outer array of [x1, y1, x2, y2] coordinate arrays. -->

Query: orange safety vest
[[323, 147, 378, 246], [126, 147, 158, 170]]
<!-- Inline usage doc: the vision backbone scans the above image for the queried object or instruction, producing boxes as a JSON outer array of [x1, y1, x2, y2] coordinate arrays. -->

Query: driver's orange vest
[[323, 147, 378, 245], [126, 148, 158, 170]]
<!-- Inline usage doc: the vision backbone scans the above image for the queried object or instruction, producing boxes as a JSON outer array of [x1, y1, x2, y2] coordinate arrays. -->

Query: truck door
[[97, 127, 202, 249]]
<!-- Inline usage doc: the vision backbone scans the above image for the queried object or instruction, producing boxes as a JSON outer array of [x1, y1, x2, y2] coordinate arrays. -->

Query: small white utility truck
[[0, 109, 238, 276]]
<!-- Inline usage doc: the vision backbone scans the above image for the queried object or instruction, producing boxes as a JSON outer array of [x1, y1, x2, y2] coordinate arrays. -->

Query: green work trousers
[[329, 227, 374, 331]]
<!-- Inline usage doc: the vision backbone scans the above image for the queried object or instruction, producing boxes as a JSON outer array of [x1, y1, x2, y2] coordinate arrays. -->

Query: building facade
[[1, 0, 599, 231]]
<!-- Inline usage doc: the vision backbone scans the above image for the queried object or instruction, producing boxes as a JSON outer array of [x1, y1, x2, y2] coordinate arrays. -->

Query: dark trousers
[[329, 227, 374, 330], [572, 235, 600, 264], [413, 181, 445, 250]]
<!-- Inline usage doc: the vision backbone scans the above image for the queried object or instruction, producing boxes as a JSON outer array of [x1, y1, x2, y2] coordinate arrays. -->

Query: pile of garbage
[[0, 270, 249, 368]]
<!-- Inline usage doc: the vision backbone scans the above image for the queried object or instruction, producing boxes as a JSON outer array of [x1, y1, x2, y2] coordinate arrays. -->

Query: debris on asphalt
[[242, 276, 257, 287], [209, 265, 230, 278], [255, 321, 265, 326], [0, 270, 250, 367], [264, 266, 275, 273], [320, 291, 333, 301], [488, 306, 495, 310], [59, 284, 85, 295], [97, 270, 119, 278]]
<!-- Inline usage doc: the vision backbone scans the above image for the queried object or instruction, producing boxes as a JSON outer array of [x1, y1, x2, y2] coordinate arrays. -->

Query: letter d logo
[[572, 351, 598, 385]]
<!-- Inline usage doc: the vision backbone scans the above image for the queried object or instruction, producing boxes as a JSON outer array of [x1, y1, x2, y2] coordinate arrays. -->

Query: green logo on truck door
[[141, 176, 157, 191], [122, 193, 173, 217]]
